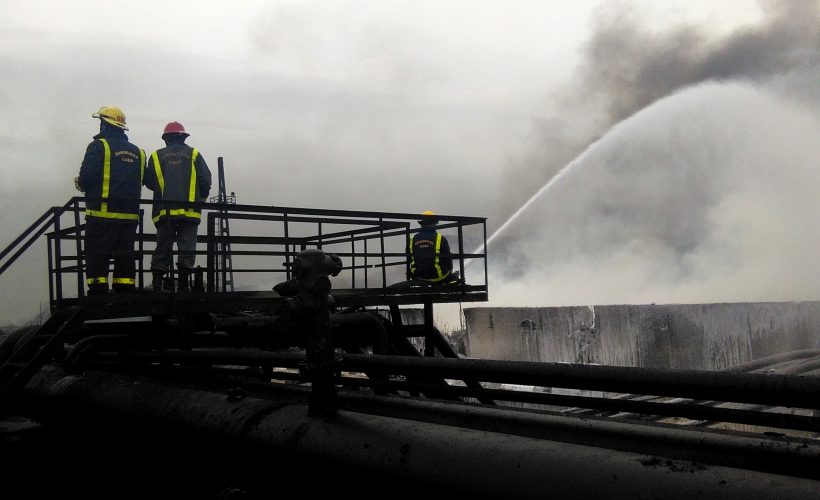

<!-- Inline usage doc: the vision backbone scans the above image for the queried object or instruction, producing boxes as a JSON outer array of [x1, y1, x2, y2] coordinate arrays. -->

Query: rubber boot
[[87, 283, 109, 296], [152, 271, 166, 292], [113, 283, 136, 294], [193, 266, 205, 292], [177, 270, 191, 293]]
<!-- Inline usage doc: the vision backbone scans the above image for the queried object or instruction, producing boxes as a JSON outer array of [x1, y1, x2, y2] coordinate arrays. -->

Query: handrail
[[0, 196, 489, 314], [0, 197, 84, 275], [0, 210, 53, 263]]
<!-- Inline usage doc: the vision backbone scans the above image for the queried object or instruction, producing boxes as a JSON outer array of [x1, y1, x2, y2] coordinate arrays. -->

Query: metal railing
[[0, 197, 489, 313]]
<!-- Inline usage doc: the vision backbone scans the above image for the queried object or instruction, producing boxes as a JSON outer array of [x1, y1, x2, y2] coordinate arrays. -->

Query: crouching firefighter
[[407, 210, 457, 284], [143, 121, 212, 292]]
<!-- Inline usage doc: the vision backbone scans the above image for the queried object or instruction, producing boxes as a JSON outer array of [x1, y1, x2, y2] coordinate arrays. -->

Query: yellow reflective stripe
[[152, 209, 201, 223], [421, 273, 449, 283], [86, 210, 139, 220], [189, 149, 198, 202], [112, 277, 135, 285], [168, 208, 200, 217], [152, 151, 165, 193], [139, 149, 145, 184], [408, 234, 416, 274], [433, 233, 444, 280], [99, 138, 111, 213], [86, 277, 108, 284]]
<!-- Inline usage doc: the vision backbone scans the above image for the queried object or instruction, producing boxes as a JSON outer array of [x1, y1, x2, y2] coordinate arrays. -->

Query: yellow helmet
[[418, 210, 438, 225], [92, 106, 128, 130]]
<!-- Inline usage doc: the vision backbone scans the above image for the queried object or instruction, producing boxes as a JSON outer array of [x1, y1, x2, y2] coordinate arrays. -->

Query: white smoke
[[485, 81, 820, 307]]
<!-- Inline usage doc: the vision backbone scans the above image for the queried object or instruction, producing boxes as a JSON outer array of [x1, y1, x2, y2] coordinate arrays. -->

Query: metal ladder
[[209, 157, 236, 292]]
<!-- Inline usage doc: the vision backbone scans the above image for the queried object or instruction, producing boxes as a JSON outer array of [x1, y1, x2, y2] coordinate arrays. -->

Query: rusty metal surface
[[16, 365, 820, 500]]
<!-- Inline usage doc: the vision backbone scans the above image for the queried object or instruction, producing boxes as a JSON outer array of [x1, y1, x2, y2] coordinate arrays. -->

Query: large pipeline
[[13, 365, 820, 500]]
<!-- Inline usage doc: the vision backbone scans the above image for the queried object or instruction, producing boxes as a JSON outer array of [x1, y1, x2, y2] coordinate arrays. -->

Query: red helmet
[[162, 121, 189, 137]]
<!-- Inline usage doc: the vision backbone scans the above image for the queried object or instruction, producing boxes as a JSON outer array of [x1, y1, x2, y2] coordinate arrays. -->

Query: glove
[[74, 176, 83, 192]]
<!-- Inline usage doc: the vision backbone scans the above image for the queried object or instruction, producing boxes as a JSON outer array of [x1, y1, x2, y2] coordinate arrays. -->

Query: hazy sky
[[1, 0, 817, 326]]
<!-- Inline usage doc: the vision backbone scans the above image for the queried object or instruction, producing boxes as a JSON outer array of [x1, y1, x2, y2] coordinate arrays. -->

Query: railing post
[[53, 208, 62, 304], [74, 200, 83, 299], [483, 221, 489, 290], [349, 234, 355, 288], [47, 233, 55, 310], [457, 222, 465, 293], [206, 212, 216, 292], [364, 239, 369, 288], [283, 212, 291, 281], [137, 207, 145, 290], [379, 217, 386, 288], [424, 301, 435, 357]]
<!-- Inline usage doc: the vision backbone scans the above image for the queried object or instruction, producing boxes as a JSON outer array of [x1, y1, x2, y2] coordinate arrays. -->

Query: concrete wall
[[463, 302, 820, 370]]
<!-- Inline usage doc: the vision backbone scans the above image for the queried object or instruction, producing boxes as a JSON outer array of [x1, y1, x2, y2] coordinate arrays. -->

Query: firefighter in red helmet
[[75, 106, 145, 295], [143, 121, 212, 292]]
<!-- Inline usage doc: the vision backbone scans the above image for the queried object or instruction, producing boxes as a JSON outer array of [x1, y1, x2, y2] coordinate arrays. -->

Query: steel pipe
[[18, 366, 820, 500], [114, 349, 820, 410]]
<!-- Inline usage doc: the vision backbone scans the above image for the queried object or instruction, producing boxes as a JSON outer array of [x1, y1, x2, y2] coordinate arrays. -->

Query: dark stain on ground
[[639, 456, 708, 473]]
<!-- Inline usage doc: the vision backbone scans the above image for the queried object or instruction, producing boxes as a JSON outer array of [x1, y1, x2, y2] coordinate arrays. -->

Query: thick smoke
[[487, 0, 820, 307], [488, 81, 820, 307], [579, 0, 820, 122], [497, 0, 820, 228]]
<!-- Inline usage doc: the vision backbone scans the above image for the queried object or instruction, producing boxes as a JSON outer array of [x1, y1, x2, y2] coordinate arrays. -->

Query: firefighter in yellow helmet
[[143, 121, 212, 292], [407, 210, 455, 283], [75, 106, 145, 295]]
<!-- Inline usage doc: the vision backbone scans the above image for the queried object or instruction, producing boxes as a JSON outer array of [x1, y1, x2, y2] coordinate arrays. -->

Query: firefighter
[[143, 121, 212, 292], [75, 106, 145, 295], [407, 210, 457, 284]]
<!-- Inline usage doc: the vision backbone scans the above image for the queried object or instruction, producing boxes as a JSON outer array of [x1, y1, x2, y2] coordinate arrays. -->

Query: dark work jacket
[[78, 128, 145, 221], [408, 225, 453, 282], [143, 138, 212, 225]]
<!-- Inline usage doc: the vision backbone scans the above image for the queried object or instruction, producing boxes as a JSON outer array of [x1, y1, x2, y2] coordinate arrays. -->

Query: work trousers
[[151, 218, 199, 273], [84, 217, 138, 292]]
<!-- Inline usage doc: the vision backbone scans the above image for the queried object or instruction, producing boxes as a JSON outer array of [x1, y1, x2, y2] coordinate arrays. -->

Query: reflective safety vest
[[150, 148, 202, 224], [409, 232, 450, 282], [84, 138, 145, 221]]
